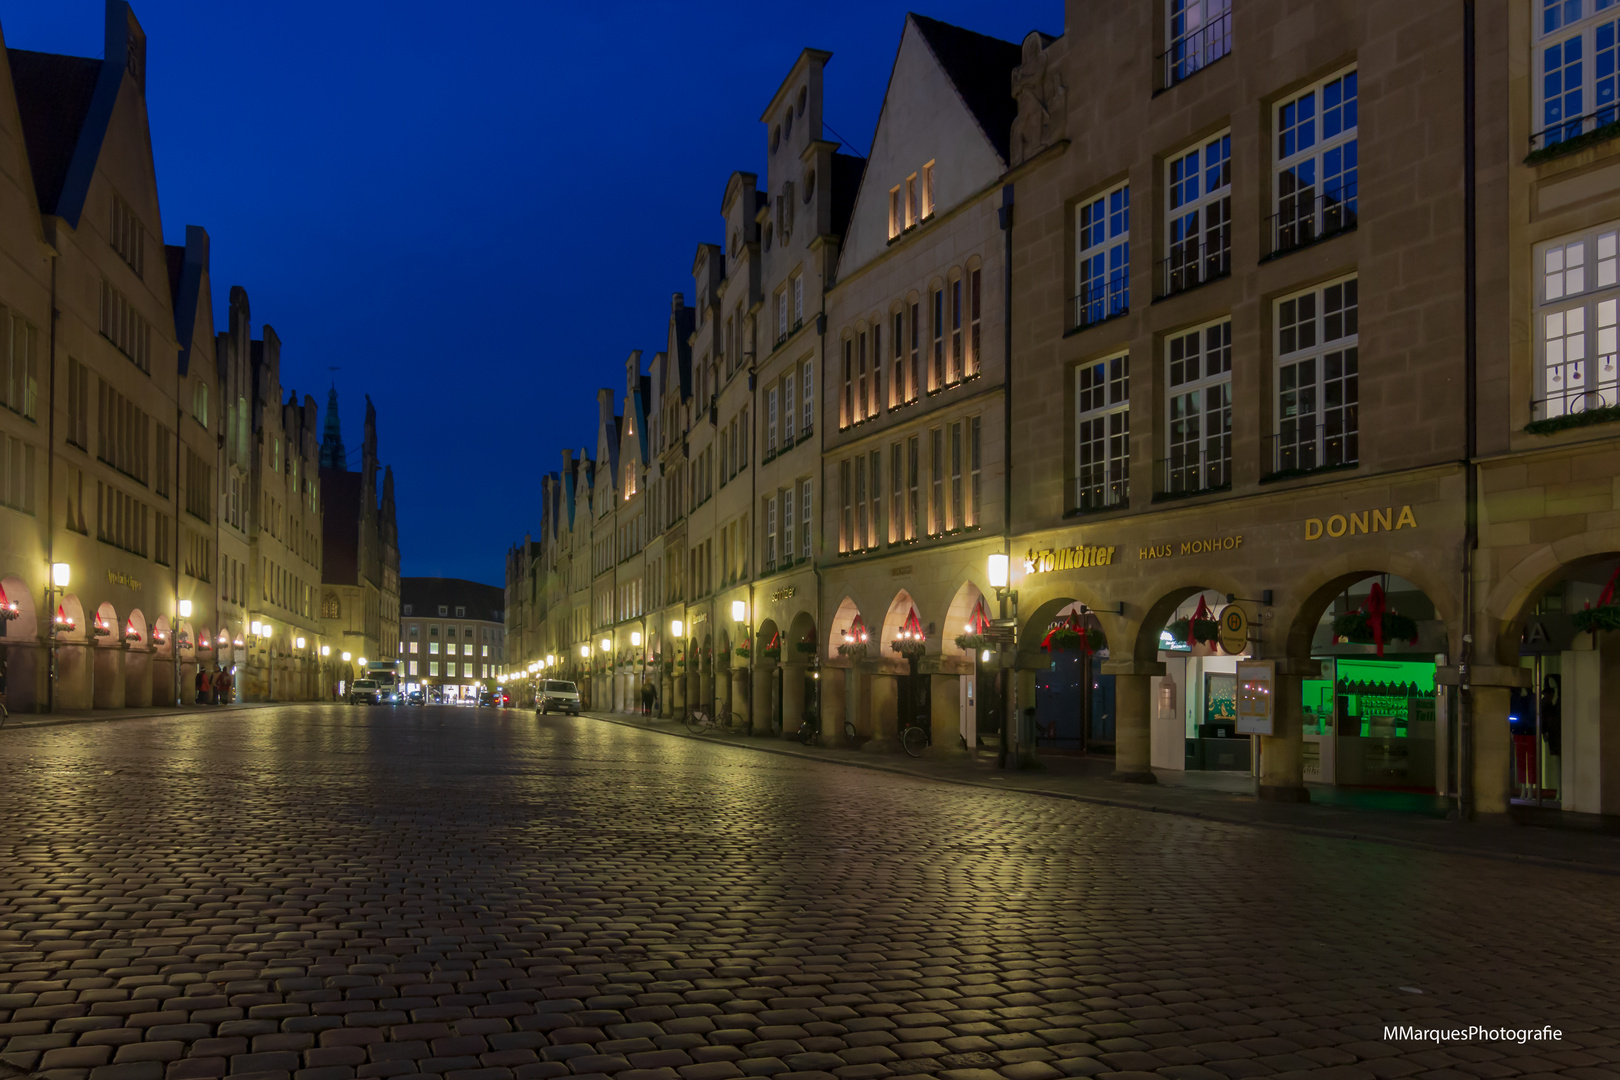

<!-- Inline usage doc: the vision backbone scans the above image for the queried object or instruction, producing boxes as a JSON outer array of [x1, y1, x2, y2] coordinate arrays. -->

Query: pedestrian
[[641, 681, 654, 716], [211, 665, 223, 705], [195, 666, 210, 706], [219, 667, 233, 705]]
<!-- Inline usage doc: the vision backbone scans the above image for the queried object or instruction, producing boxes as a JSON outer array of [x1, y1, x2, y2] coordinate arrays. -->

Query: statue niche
[[1010, 33, 1066, 167]]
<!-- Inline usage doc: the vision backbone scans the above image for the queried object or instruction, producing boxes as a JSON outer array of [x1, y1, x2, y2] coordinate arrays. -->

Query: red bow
[[1039, 610, 1091, 654], [1598, 564, 1620, 609]]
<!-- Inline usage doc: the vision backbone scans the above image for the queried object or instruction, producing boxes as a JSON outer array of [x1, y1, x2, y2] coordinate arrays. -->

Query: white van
[[537, 680, 582, 715]]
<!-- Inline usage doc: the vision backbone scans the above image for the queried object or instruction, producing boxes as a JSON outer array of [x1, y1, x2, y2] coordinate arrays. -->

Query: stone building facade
[[502, 1, 1620, 823], [400, 577, 503, 702], [0, 1, 398, 712]]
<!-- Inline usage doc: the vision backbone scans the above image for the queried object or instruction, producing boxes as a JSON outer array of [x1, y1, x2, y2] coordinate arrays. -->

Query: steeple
[[320, 385, 346, 470]]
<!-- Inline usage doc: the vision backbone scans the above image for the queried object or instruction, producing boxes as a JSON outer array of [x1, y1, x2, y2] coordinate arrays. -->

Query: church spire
[[320, 385, 347, 470]]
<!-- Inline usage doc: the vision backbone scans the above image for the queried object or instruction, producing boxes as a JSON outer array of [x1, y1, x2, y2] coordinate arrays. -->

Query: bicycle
[[796, 712, 857, 747], [901, 716, 930, 757], [683, 703, 736, 735]]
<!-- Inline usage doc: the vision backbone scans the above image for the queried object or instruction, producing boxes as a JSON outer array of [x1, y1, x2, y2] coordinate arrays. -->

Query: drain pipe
[[998, 183, 1015, 769], [1458, 0, 1478, 820]]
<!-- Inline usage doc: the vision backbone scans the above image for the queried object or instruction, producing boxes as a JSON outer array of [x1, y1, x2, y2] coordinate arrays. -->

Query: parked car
[[537, 680, 582, 716], [407, 689, 425, 705], [349, 679, 380, 705]]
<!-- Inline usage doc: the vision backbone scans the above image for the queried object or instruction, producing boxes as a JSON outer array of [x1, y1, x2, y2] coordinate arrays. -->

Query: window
[[969, 416, 981, 526], [409, 661, 418, 677], [950, 278, 964, 384], [909, 302, 921, 402], [968, 269, 982, 378], [857, 331, 867, 421], [767, 386, 778, 454], [1075, 354, 1130, 511], [870, 323, 882, 413], [1272, 69, 1357, 256], [1165, 132, 1231, 296], [1538, 228, 1620, 419], [1164, 319, 1232, 494], [66, 357, 88, 445], [1275, 277, 1359, 473], [193, 380, 208, 428], [766, 495, 778, 569], [1074, 183, 1130, 328], [463, 663, 473, 678], [932, 287, 945, 390], [784, 375, 795, 445], [109, 192, 146, 276], [869, 449, 882, 549], [840, 459, 852, 552], [101, 280, 151, 371], [782, 486, 795, 563], [842, 339, 854, 428], [889, 443, 903, 542], [855, 454, 867, 549], [921, 161, 935, 218], [929, 427, 943, 535], [889, 187, 903, 239], [430, 662, 439, 677], [801, 479, 812, 556], [802, 360, 814, 434], [906, 435, 919, 541], [777, 289, 788, 342], [1535, 1, 1620, 151], [1, 435, 37, 516], [949, 421, 963, 529], [4, 311, 40, 420], [792, 275, 803, 325], [890, 312, 905, 406], [1164, 0, 1232, 87], [906, 173, 918, 227]]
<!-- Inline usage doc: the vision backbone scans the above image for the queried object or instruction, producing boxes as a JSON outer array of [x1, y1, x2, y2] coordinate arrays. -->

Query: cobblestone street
[[1, 706, 1618, 1080]]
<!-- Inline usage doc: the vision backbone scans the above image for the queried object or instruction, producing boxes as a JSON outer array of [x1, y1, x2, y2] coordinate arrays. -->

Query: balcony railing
[[1072, 478, 1128, 514], [1158, 237, 1230, 299], [1530, 106, 1620, 159], [1154, 452, 1230, 499], [1263, 423, 1358, 479], [1071, 277, 1129, 332], [1265, 185, 1357, 259], [1158, 12, 1232, 91]]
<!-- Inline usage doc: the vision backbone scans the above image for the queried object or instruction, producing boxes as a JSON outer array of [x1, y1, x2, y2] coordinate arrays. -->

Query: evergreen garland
[[1331, 610, 1420, 644]]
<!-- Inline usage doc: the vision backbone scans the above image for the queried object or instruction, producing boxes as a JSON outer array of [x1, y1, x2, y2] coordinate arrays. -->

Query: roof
[[830, 152, 866, 240], [401, 577, 505, 623], [7, 49, 100, 217], [909, 14, 1023, 163]]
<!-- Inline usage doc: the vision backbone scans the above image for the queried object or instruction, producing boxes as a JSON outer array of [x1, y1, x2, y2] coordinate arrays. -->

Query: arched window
[[321, 593, 340, 619]]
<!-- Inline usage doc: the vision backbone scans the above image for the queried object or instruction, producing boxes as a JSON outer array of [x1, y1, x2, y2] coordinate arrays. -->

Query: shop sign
[[772, 586, 796, 601], [1305, 504, 1417, 540], [1520, 613, 1575, 655], [1024, 545, 1117, 573], [108, 570, 142, 591], [1218, 604, 1249, 654], [1235, 659, 1274, 736], [1139, 535, 1244, 559]]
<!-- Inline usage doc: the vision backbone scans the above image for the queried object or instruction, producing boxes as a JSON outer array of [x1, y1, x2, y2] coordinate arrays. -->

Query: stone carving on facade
[[777, 181, 795, 244], [1010, 32, 1066, 167]]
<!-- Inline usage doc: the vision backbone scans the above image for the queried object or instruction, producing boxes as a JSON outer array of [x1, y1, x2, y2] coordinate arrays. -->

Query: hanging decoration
[[890, 606, 928, 659], [1331, 581, 1419, 656], [955, 596, 993, 652], [837, 614, 870, 659], [0, 583, 17, 622], [1573, 563, 1620, 634], [92, 612, 112, 637], [125, 618, 142, 643], [54, 605, 76, 633], [763, 630, 781, 660], [1167, 596, 1221, 647], [1041, 609, 1103, 653]]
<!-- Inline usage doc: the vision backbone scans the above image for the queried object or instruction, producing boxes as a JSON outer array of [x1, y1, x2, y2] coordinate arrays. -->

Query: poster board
[[1235, 659, 1275, 736]]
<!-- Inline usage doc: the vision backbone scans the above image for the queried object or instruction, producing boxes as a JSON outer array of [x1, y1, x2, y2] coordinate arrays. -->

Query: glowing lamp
[[51, 562, 70, 588], [987, 553, 1009, 589], [178, 599, 193, 619]]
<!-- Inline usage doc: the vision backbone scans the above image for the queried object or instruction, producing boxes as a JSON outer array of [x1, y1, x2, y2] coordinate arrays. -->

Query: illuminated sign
[[1024, 545, 1117, 573], [1305, 504, 1417, 540]]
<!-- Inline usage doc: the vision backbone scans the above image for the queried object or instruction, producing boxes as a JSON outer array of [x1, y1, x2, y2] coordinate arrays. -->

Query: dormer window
[[889, 187, 902, 239], [921, 161, 935, 219]]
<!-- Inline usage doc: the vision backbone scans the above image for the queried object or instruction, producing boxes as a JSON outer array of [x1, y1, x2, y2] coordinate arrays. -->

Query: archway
[[1152, 588, 1252, 776], [786, 610, 820, 738], [1030, 600, 1112, 755], [1286, 572, 1453, 797], [754, 617, 781, 734], [124, 608, 152, 708], [0, 575, 40, 712], [91, 601, 124, 709]]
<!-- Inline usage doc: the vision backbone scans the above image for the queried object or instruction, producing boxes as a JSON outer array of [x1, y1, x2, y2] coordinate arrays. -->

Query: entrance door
[[899, 656, 930, 734]]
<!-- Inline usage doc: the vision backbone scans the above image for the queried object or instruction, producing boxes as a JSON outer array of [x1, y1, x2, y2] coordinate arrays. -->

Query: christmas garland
[[1043, 627, 1103, 652], [890, 639, 928, 659], [954, 632, 992, 653], [1166, 617, 1220, 646], [795, 641, 817, 655], [761, 645, 781, 661], [1332, 611, 1419, 645], [836, 641, 869, 659], [1573, 604, 1620, 634], [734, 644, 752, 660]]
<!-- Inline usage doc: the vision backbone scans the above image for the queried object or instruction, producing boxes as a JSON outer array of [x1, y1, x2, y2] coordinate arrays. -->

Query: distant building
[[400, 578, 504, 702], [319, 391, 401, 688]]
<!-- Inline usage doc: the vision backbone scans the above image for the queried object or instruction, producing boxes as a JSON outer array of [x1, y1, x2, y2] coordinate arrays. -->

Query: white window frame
[[1163, 318, 1232, 495], [1275, 276, 1360, 472], [1165, 0, 1232, 87], [792, 275, 803, 324], [1273, 67, 1358, 254], [1535, 1, 1620, 151], [921, 161, 935, 219], [1164, 131, 1231, 296], [777, 288, 788, 340], [766, 385, 778, 454], [1074, 353, 1130, 512], [802, 360, 814, 433], [1074, 182, 1130, 328], [889, 187, 902, 238], [1537, 225, 1620, 419], [800, 478, 812, 557], [766, 494, 778, 570], [783, 375, 795, 445], [782, 486, 795, 563]]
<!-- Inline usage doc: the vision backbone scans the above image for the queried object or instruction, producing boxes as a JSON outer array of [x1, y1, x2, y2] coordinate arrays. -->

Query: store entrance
[[1032, 603, 1112, 753]]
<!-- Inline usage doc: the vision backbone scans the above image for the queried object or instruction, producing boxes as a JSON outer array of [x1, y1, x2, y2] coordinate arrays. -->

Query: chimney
[[597, 388, 614, 428]]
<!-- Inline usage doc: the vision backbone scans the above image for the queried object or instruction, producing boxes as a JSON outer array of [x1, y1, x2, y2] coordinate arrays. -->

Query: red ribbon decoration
[[1366, 581, 1388, 658], [1191, 595, 1212, 623], [1597, 563, 1620, 609], [1039, 610, 1091, 654], [967, 597, 991, 635]]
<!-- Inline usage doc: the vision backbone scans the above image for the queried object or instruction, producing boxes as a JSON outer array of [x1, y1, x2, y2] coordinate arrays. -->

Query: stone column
[[661, 669, 675, 718], [1258, 664, 1317, 803], [124, 648, 152, 708], [930, 672, 967, 756], [1438, 663, 1528, 817], [751, 660, 775, 736], [822, 666, 846, 745], [1103, 658, 1166, 782], [864, 669, 899, 752], [780, 662, 806, 740], [93, 646, 125, 709], [731, 666, 751, 730]]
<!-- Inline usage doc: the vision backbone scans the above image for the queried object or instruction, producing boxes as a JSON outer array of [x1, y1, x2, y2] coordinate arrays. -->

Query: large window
[[1537, 226, 1620, 419], [1075, 354, 1129, 511], [1164, 132, 1231, 296], [1535, 1, 1620, 152], [1275, 277, 1359, 473], [800, 479, 812, 557], [1163, 319, 1231, 495], [1272, 69, 1357, 256], [1164, 0, 1231, 88], [1074, 183, 1130, 328]]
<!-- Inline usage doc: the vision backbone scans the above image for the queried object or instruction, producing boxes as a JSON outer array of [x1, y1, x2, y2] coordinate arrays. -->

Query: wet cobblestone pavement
[[1, 705, 1618, 1080]]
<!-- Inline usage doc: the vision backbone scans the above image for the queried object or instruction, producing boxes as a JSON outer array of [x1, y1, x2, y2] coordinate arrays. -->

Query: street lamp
[[178, 598, 192, 619], [988, 552, 1018, 770], [46, 561, 71, 711]]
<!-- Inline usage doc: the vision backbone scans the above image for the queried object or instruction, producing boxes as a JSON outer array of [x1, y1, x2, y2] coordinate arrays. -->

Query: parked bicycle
[[683, 703, 736, 735], [901, 715, 930, 757], [796, 712, 857, 746]]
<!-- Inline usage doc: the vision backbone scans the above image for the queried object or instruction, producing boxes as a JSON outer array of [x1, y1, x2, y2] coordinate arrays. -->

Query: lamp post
[[631, 630, 644, 715], [46, 561, 71, 711], [175, 597, 192, 707], [987, 553, 1018, 769], [732, 600, 749, 731], [670, 619, 682, 717]]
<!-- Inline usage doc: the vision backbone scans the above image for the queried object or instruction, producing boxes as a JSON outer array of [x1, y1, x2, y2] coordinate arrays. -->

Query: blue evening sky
[[1, 0, 1060, 585]]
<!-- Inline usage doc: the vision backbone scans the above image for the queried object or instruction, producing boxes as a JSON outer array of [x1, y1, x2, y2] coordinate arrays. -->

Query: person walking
[[221, 667, 234, 704], [195, 666, 210, 706], [641, 680, 654, 717], [211, 665, 223, 705]]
